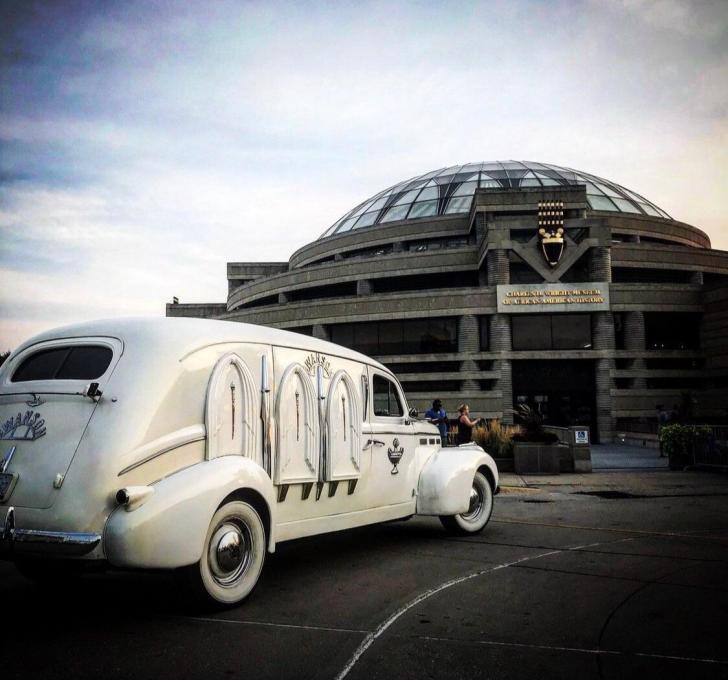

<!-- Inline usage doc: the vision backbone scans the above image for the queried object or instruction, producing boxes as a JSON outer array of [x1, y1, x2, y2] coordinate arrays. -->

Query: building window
[[479, 316, 489, 351], [400, 380, 461, 393], [612, 268, 694, 284], [512, 314, 592, 351], [289, 326, 313, 337], [370, 271, 479, 294], [614, 313, 626, 349], [644, 313, 701, 350], [330, 318, 457, 356]]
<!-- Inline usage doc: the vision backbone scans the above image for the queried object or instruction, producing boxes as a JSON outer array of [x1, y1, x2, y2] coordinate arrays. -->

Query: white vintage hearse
[[0, 318, 499, 605]]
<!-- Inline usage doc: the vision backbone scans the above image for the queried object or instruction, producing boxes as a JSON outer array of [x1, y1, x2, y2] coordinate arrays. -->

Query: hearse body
[[0, 318, 498, 604]]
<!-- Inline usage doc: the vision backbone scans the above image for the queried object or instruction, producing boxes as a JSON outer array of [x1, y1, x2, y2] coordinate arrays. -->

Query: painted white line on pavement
[[493, 518, 728, 541], [415, 634, 726, 666], [183, 616, 369, 635], [334, 538, 620, 680]]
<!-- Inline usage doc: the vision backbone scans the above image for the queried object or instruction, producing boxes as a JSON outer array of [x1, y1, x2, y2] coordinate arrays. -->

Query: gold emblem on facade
[[538, 200, 565, 266]]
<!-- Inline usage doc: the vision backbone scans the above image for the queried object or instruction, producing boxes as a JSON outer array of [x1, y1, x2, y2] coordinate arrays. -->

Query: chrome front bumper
[[1, 506, 101, 558]]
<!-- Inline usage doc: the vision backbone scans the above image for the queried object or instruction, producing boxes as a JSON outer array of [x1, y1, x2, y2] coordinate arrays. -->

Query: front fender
[[104, 456, 276, 569], [416, 444, 499, 516]]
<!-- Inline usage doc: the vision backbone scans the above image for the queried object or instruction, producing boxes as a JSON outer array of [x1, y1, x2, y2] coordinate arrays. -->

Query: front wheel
[[183, 500, 266, 608], [440, 471, 493, 535]]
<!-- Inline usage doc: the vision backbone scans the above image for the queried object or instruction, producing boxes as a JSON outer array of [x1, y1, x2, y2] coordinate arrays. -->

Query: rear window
[[12, 346, 113, 382]]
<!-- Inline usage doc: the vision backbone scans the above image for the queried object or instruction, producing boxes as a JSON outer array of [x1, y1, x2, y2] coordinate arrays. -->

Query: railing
[[543, 426, 570, 444], [691, 426, 728, 468], [543, 425, 592, 472]]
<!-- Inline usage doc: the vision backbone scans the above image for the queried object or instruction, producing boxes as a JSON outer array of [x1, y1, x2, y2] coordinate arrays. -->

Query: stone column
[[589, 246, 612, 282], [497, 360, 513, 425], [458, 315, 479, 391], [490, 314, 513, 424], [593, 312, 615, 443], [278, 292, 289, 304], [475, 211, 487, 242], [490, 314, 512, 352], [624, 311, 646, 388], [312, 324, 329, 341], [357, 279, 373, 296], [487, 250, 509, 286]]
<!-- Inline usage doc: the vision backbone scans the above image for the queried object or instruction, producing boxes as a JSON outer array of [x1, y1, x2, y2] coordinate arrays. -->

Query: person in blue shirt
[[425, 398, 449, 446]]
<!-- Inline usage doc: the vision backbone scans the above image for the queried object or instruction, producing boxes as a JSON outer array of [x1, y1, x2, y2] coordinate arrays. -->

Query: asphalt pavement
[[3, 468, 728, 680]]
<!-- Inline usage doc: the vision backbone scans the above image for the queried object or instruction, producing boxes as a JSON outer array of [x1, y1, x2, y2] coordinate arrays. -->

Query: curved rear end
[[0, 338, 122, 509]]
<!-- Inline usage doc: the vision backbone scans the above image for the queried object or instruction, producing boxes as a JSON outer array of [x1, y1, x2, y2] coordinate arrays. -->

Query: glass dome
[[320, 161, 671, 239]]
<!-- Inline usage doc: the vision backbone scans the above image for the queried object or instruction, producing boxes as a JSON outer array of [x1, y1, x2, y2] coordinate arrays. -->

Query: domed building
[[167, 161, 728, 443]]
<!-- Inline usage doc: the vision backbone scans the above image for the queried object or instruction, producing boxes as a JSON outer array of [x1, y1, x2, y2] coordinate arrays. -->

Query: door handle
[[364, 439, 386, 449]]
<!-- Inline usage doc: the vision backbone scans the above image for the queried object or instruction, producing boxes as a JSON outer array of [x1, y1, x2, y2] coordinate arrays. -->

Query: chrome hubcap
[[462, 484, 484, 521], [208, 521, 251, 586]]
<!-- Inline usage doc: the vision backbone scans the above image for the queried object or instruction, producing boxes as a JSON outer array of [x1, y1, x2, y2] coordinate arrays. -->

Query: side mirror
[[408, 406, 418, 419]]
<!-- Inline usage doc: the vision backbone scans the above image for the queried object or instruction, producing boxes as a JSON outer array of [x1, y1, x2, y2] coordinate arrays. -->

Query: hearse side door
[[366, 369, 416, 508], [205, 343, 272, 472]]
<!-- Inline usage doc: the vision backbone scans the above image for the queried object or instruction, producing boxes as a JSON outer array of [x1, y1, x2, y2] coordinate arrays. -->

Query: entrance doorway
[[512, 360, 598, 441]]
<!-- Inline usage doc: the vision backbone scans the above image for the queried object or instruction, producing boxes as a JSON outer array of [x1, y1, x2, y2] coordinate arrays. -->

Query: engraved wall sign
[[497, 282, 610, 314]]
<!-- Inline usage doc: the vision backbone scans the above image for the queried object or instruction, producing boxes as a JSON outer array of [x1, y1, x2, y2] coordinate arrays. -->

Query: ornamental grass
[[472, 419, 520, 458]]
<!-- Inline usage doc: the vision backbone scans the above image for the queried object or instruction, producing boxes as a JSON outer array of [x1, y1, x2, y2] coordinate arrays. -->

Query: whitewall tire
[[439, 471, 493, 535], [185, 500, 266, 607]]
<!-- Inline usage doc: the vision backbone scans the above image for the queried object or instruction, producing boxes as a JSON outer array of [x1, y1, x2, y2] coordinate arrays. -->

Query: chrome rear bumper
[[1, 506, 101, 557]]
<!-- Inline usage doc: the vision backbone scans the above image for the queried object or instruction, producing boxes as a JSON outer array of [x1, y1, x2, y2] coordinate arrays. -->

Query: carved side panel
[[274, 363, 319, 484], [325, 370, 362, 481], [206, 353, 257, 460]]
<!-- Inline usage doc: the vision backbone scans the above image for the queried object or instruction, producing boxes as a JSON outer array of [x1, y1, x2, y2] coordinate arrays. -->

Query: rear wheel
[[183, 500, 266, 608], [439, 471, 493, 535]]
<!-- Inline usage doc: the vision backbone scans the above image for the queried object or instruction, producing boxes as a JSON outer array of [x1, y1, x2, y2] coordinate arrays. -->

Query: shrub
[[660, 423, 713, 469], [472, 419, 519, 458]]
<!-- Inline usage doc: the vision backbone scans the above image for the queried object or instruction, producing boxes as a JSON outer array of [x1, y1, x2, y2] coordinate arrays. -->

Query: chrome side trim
[[13, 529, 101, 547], [260, 354, 272, 476], [1, 445, 16, 473], [1, 513, 101, 557], [118, 425, 206, 476], [2, 506, 14, 540]]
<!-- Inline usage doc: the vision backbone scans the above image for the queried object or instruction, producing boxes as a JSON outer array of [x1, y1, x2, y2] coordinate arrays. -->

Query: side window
[[373, 374, 404, 418]]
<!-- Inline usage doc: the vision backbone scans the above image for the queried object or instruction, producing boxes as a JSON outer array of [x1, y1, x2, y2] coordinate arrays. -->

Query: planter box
[[513, 443, 565, 475]]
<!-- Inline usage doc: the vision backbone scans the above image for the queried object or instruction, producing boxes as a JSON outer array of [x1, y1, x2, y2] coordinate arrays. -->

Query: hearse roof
[[13, 317, 389, 372]]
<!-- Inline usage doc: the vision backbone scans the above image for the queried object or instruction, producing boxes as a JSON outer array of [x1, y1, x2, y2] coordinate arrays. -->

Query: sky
[[1, 0, 727, 350]]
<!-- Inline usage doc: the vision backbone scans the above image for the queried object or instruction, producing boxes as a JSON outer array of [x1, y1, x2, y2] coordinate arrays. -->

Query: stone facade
[[168, 171, 728, 442]]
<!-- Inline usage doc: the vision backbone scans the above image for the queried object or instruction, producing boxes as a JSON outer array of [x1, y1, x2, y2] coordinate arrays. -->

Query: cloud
[[1, 0, 727, 349]]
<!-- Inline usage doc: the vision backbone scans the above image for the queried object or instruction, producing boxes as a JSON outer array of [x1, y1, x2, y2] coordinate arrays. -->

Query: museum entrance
[[512, 360, 598, 441]]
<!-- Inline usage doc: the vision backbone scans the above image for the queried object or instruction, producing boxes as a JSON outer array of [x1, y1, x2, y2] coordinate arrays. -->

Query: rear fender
[[416, 444, 498, 516], [104, 456, 275, 569]]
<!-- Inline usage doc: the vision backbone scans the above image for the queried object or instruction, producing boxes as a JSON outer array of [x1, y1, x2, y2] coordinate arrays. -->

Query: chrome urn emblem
[[1, 411, 46, 441], [387, 438, 404, 475]]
